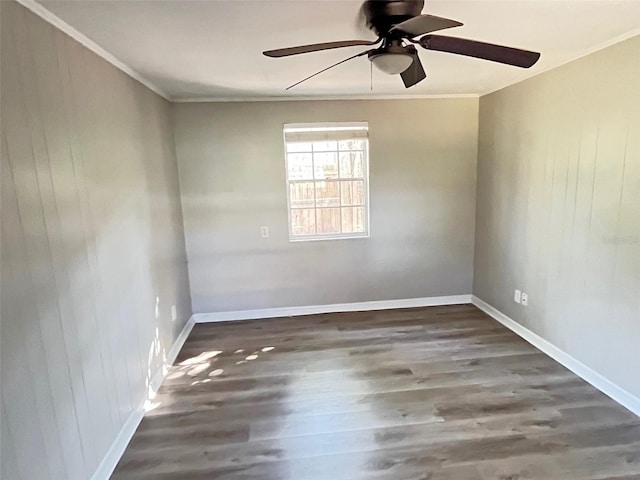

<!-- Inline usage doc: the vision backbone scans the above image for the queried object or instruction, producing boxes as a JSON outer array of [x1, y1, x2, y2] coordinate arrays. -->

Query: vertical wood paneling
[[3, 13, 87, 477], [52, 26, 121, 435], [13, 8, 101, 468], [1, 398, 23, 480], [64, 34, 135, 424], [475, 35, 640, 399], [2, 131, 72, 480], [0, 2, 192, 479]]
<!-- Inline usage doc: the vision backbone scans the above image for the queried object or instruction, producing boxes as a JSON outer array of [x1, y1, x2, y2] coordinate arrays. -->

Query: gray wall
[[474, 36, 640, 398], [1, 2, 192, 479], [173, 99, 479, 313]]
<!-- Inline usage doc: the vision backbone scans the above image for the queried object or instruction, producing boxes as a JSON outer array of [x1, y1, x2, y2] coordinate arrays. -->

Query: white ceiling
[[34, 0, 640, 101]]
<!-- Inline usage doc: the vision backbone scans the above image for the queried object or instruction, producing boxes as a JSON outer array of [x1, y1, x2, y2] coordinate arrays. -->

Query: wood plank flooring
[[111, 304, 640, 479]]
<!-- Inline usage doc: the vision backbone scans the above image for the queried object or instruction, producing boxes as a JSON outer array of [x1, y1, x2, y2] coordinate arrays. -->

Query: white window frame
[[284, 122, 370, 242]]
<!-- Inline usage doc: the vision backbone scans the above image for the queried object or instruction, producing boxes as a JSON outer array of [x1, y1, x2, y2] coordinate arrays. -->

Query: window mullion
[[311, 146, 318, 235], [337, 144, 343, 233]]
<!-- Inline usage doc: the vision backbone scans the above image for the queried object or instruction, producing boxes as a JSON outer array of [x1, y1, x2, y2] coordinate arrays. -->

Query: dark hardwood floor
[[111, 304, 640, 479]]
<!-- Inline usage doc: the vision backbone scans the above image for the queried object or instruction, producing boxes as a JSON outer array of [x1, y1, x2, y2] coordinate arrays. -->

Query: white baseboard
[[471, 296, 640, 418], [193, 294, 473, 323], [161, 316, 197, 387], [90, 315, 196, 480], [89, 402, 145, 480]]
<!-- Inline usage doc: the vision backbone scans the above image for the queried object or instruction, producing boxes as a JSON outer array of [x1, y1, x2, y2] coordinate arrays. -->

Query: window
[[284, 122, 369, 241]]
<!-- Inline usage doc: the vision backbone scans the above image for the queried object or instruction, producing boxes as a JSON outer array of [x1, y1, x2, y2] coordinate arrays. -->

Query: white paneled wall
[[0, 2, 192, 479], [474, 35, 640, 399]]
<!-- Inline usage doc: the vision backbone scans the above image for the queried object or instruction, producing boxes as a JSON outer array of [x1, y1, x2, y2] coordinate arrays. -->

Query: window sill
[[289, 234, 370, 243]]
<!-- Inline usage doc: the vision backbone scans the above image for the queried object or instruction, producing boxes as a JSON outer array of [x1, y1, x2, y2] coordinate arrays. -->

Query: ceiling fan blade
[[390, 14, 463, 37], [264, 40, 377, 58], [420, 35, 540, 68], [286, 50, 373, 90], [401, 52, 426, 88]]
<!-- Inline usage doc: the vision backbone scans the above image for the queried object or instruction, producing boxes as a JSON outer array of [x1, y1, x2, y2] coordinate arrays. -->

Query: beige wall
[[173, 98, 479, 313], [1, 2, 192, 479], [474, 36, 640, 398]]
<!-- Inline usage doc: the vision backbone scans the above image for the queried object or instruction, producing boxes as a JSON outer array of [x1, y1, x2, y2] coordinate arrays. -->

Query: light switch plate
[[514, 289, 522, 304]]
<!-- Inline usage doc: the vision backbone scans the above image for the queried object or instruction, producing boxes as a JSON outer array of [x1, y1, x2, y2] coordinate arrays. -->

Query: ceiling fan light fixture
[[370, 52, 413, 75]]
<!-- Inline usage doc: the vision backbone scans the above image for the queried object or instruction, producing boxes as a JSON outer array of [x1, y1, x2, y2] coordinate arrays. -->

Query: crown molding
[[11, 0, 479, 104], [16, 0, 172, 101], [17, 0, 640, 104], [172, 93, 481, 103], [482, 27, 640, 97]]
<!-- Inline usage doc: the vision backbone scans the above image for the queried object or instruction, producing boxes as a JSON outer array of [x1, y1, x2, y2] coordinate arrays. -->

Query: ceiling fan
[[263, 0, 541, 90]]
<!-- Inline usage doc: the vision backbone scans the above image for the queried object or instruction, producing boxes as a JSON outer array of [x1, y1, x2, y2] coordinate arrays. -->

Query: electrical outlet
[[521, 293, 528, 306], [514, 289, 522, 304], [171, 305, 177, 321], [260, 226, 269, 238]]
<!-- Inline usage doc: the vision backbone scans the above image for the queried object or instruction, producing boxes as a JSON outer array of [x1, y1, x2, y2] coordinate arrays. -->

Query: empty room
[[1, 0, 639, 479]]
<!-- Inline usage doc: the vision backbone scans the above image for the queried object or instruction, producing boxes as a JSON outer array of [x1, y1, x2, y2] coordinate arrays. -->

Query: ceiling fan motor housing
[[363, 0, 425, 36]]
